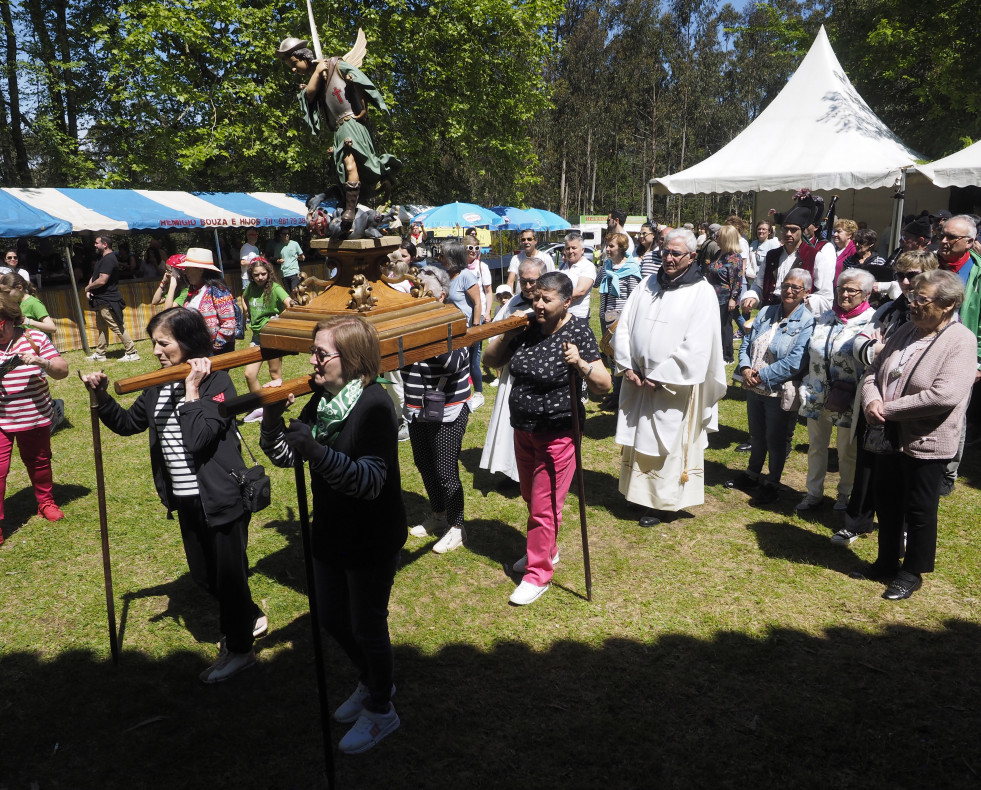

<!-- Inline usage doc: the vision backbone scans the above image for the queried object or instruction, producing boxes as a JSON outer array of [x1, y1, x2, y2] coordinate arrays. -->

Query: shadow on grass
[[747, 519, 858, 575], [1, 482, 89, 540], [3, 619, 981, 789]]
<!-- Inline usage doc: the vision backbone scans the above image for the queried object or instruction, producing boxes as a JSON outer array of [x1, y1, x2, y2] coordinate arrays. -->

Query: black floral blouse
[[508, 317, 601, 433]]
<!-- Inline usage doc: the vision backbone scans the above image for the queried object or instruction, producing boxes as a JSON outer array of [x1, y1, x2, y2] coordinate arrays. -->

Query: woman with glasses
[[854, 270, 977, 600], [728, 269, 814, 505], [830, 251, 939, 544], [259, 315, 405, 752], [797, 269, 877, 512], [635, 223, 661, 279], [2, 251, 30, 283]]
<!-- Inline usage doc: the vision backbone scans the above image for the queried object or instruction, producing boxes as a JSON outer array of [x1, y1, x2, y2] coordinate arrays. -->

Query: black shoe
[[638, 511, 660, 528], [882, 571, 922, 600], [724, 472, 760, 491], [749, 483, 780, 506], [734, 442, 752, 452], [600, 395, 619, 411], [849, 561, 900, 583], [939, 478, 955, 496]]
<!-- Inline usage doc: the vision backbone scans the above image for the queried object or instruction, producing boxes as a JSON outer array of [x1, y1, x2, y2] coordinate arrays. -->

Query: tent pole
[[213, 229, 224, 275], [890, 170, 907, 253], [64, 243, 92, 355]]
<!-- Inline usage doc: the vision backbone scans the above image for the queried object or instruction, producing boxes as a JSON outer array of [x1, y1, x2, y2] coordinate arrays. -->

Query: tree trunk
[[560, 147, 567, 219], [25, 0, 67, 136], [1, 0, 30, 184], [54, 0, 77, 140]]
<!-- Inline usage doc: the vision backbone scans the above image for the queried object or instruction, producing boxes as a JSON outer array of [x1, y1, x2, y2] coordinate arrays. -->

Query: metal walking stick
[[84, 376, 120, 664], [568, 369, 593, 601], [293, 459, 336, 788]]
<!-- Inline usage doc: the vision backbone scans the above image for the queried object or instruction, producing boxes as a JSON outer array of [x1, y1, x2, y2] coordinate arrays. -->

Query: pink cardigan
[[861, 321, 977, 459]]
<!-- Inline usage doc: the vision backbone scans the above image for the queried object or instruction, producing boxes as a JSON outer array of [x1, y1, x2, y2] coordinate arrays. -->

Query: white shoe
[[243, 407, 264, 423], [252, 614, 268, 638], [199, 648, 256, 683], [512, 551, 560, 574], [397, 422, 410, 442], [121, 352, 141, 362], [333, 681, 397, 724], [338, 705, 400, 754], [87, 352, 107, 362], [432, 526, 465, 554], [509, 580, 549, 606], [488, 379, 500, 387], [469, 392, 485, 410], [833, 494, 849, 511], [409, 512, 446, 538]]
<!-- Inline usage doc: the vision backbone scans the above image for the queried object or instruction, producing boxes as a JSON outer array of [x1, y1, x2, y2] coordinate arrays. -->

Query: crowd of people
[[2, 197, 980, 756]]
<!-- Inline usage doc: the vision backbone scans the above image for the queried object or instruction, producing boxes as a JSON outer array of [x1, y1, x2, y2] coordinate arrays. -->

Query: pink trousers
[[0, 425, 54, 520], [513, 429, 577, 586]]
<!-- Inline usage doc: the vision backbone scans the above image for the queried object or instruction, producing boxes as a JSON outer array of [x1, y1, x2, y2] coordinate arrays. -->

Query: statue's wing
[[343, 28, 367, 69]]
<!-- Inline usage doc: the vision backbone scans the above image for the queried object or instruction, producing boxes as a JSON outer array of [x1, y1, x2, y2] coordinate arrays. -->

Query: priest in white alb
[[478, 257, 542, 482], [613, 228, 727, 527]]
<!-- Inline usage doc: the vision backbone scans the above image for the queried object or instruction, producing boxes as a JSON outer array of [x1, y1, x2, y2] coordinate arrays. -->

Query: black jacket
[[97, 371, 247, 527]]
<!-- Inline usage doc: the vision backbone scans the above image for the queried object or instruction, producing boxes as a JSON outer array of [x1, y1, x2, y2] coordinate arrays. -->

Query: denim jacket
[[738, 302, 815, 392]]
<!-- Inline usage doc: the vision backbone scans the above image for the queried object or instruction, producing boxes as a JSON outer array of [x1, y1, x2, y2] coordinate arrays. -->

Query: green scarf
[[313, 378, 364, 446]]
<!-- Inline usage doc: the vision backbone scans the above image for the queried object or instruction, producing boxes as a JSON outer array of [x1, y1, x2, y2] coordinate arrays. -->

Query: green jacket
[[959, 250, 981, 371]]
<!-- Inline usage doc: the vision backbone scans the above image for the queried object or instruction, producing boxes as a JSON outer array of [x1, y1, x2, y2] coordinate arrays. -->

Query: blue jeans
[[469, 339, 483, 393], [745, 391, 797, 484], [314, 550, 400, 713]]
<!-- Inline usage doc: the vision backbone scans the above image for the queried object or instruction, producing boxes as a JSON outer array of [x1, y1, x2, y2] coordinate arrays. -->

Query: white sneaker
[[252, 614, 268, 638], [432, 526, 465, 554], [121, 352, 140, 362], [397, 422, 410, 442], [512, 551, 560, 574], [409, 512, 446, 538], [338, 705, 400, 754], [333, 681, 397, 724], [509, 580, 549, 606], [469, 392, 485, 410], [199, 648, 255, 683], [833, 494, 850, 511], [796, 494, 823, 512], [243, 407, 264, 423], [488, 379, 500, 387], [87, 352, 107, 362]]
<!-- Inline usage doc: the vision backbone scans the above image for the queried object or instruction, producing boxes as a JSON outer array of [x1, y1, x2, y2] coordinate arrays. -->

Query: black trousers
[[314, 551, 400, 713], [408, 408, 469, 528], [719, 302, 735, 363], [873, 452, 948, 575], [175, 498, 261, 653]]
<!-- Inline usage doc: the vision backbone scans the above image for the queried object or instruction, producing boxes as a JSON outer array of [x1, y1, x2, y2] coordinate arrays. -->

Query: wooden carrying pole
[[568, 369, 593, 601], [85, 378, 120, 663]]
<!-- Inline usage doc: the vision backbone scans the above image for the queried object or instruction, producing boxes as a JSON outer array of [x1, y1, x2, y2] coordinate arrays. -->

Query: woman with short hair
[[797, 268, 877, 512], [856, 270, 977, 600], [832, 218, 859, 278]]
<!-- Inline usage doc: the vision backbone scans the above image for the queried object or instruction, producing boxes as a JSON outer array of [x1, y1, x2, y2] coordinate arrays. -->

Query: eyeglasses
[[520, 238, 535, 243], [4, 255, 16, 260], [518, 277, 538, 286], [781, 283, 805, 293], [466, 245, 480, 252], [662, 250, 689, 258], [309, 346, 341, 363], [896, 270, 922, 280], [837, 286, 863, 296], [940, 232, 971, 242], [909, 294, 938, 306]]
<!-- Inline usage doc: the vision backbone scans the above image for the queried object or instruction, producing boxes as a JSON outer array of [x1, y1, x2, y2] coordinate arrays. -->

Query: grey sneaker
[[86, 352, 107, 362], [338, 705, 400, 754], [333, 681, 397, 724], [199, 648, 255, 683]]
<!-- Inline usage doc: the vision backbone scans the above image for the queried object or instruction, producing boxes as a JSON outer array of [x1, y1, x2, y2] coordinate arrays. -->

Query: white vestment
[[479, 294, 533, 481], [613, 273, 727, 510]]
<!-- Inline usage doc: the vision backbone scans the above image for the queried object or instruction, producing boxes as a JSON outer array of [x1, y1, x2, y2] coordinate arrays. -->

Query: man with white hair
[[557, 232, 595, 320], [612, 228, 727, 526]]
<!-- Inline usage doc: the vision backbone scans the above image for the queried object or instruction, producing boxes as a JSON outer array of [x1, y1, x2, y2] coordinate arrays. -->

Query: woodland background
[[1, 0, 978, 221]]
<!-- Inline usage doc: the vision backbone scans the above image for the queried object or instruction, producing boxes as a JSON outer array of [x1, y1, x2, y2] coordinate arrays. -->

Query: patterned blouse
[[703, 251, 744, 305]]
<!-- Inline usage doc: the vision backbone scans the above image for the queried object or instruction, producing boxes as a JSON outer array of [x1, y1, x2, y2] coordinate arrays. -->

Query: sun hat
[[183, 247, 221, 272]]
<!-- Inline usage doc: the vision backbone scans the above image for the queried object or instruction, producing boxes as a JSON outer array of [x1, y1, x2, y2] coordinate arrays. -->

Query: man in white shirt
[[239, 228, 261, 288], [607, 210, 635, 255], [557, 232, 596, 320], [506, 230, 552, 290]]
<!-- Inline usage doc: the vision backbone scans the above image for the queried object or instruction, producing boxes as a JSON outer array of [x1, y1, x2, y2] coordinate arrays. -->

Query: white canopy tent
[[649, 26, 934, 247], [915, 140, 981, 188]]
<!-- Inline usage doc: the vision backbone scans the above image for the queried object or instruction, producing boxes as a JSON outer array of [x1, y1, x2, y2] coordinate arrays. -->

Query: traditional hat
[[183, 247, 221, 272], [903, 216, 933, 239], [772, 190, 824, 230]]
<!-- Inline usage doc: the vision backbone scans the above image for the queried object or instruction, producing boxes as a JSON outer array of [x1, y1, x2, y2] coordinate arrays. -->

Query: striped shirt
[[0, 329, 58, 432], [153, 383, 199, 497], [401, 348, 471, 423], [639, 248, 662, 279]]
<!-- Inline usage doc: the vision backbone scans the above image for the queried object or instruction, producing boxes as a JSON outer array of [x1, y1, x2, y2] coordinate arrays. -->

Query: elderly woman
[[259, 315, 405, 753], [842, 227, 891, 285], [159, 248, 237, 354], [855, 270, 978, 600], [403, 265, 473, 554], [441, 239, 480, 328], [832, 250, 939, 544], [728, 268, 814, 506], [0, 292, 69, 544], [596, 232, 641, 410], [704, 225, 745, 364], [484, 272, 610, 605], [832, 218, 858, 279], [749, 220, 779, 285], [81, 308, 264, 682], [797, 268, 877, 512]]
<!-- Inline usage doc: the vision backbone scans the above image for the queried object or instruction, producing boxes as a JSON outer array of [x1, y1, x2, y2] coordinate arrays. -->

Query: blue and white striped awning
[[0, 188, 310, 237]]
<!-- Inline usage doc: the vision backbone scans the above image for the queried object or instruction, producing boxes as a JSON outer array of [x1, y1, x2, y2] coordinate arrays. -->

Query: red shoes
[[38, 503, 64, 522]]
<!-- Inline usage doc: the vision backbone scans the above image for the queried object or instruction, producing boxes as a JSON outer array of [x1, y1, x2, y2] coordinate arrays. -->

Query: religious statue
[[276, 30, 401, 236]]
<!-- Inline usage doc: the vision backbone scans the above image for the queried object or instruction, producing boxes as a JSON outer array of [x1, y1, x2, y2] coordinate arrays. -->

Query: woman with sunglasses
[[260, 315, 405, 753], [797, 269, 877, 513]]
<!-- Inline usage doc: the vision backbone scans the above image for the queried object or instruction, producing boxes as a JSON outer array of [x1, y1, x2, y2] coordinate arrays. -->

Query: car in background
[[540, 242, 595, 266]]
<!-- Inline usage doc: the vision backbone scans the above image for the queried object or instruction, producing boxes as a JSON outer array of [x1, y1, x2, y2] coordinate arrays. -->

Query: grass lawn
[[2, 304, 981, 789]]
